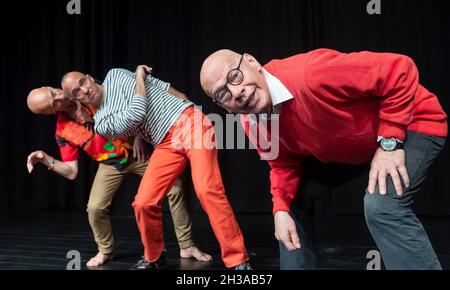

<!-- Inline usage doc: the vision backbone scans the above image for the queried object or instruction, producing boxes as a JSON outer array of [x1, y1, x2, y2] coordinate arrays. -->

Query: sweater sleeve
[[304, 49, 419, 140], [94, 69, 148, 137], [269, 152, 304, 214], [94, 95, 147, 137], [241, 115, 304, 214]]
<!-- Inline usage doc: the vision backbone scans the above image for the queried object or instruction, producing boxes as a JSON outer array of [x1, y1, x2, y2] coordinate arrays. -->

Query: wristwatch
[[378, 137, 404, 152]]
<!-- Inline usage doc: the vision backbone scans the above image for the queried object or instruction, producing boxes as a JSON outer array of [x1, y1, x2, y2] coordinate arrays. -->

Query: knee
[[194, 185, 208, 201], [132, 198, 161, 213], [194, 179, 225, 201], [363, 193, 391, 226], [133, 187, 166, 213], [87, 204, 109, 218], [167, 180, 184, 198], [132, 200, 146, 212], [194, 185, 218, 203]]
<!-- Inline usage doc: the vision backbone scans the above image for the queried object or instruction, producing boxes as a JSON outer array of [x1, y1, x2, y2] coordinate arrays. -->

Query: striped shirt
[[94, 68, 193, 145]]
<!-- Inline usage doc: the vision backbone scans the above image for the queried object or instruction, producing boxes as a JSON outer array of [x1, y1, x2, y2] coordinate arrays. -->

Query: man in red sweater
[[200, 49, 448, 270]]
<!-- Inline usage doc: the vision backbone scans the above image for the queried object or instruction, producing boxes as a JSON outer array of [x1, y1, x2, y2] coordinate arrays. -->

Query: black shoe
[[130, 252, 167, 270], [234, 262, 253, 270]]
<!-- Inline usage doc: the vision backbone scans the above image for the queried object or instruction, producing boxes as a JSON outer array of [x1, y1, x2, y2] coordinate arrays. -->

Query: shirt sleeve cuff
[[272, 195, 291, 215], [164, 82, 171, 91], [377, 120, 406, 141]]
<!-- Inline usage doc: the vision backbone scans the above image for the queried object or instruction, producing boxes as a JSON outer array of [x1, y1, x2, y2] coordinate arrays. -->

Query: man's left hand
[[368, 148, 410, 196]]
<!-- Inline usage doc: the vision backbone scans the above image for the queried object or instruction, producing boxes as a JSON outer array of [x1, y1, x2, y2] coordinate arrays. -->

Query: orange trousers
[[133, 106, 248, 268]]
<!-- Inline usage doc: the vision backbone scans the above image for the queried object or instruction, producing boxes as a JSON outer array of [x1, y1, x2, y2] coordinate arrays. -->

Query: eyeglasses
[[213, 55, 244, 104]]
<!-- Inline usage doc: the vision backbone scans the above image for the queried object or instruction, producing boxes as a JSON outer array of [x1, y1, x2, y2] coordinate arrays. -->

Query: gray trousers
[[280, 131, 446, 270]]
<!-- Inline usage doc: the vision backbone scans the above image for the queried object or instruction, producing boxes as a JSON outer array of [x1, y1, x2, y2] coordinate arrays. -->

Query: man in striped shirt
[[26, 85, 213, 268], [62, 66, 251, 270]]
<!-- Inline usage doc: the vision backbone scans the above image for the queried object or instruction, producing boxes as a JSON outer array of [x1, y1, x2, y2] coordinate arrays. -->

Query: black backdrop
[[1, 0, 449, 215]]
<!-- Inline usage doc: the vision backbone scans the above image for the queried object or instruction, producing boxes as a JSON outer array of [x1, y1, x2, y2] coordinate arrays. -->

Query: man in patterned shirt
[[26, 86, 212, 268], [61, 66, 251, 270]]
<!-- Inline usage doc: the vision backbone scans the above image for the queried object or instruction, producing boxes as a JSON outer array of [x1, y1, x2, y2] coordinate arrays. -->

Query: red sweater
[[241, 49, 448, 214]]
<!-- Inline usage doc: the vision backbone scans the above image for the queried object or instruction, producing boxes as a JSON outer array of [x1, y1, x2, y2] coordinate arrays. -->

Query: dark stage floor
[[0, 209, 449, 270]]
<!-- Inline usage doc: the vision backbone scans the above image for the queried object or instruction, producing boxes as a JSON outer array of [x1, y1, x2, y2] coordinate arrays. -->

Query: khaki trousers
[[87, 157, 194, 254]]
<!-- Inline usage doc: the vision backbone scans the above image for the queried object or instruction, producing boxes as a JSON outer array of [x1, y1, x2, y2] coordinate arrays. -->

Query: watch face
[[381, 138, 397, 151]]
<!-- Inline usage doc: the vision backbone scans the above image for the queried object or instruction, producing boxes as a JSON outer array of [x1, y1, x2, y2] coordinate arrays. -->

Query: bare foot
[[180, 246, 212, 262], [86, 252, 113, 268]]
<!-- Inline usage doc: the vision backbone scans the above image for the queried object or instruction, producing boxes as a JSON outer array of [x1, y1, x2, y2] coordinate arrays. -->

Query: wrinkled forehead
[[41, 87, 53, 99], [63, 73, 84, 89], [205, 59, 239, 96], [70, 75, 82, 86], [36, 88, 54, 111]]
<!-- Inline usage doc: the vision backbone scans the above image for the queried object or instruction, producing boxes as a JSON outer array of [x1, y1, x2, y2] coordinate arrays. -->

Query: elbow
[[387, 54, 419, 94], [173, 91, 188, 100], [402, 55, 415, 67], [94, 123, 107, 137], [67, 171, 78, 181], [124, 119, 143, 133], [126, 102, 147, 129], [398, 55, 418, 79], [127, 113, 146, 129], [135, 114, 146, 125], [402, 56, 419, 92]]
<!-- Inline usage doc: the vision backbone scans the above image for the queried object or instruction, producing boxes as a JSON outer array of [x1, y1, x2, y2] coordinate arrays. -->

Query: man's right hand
[[135, 65, 152, 81], [27, 151, 49, 173], [274, 211, 301, 252]]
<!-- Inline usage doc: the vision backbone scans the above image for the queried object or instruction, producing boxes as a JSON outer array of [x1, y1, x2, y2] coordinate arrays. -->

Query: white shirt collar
[[263, 69, 294, 113], [246, 69, 294, 125]]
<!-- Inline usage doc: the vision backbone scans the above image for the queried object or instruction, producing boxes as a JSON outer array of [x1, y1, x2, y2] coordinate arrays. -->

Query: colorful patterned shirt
[[55, 104, 133, 170]]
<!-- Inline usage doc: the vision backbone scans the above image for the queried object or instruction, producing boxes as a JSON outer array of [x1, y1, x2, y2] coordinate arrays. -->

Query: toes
[[195, 253, 212, 262], [86, 257, 103, 267], [200, 255, 212, 262]]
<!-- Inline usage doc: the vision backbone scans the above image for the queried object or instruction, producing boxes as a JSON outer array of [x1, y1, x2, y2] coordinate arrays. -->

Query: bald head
[[27, 87, 53, 114], [61, 70, 104, 107], [27, 86, 74, 115], [200, 49, 272, 114], [62, 71, 85, 87], [200, 49, 242, 97]]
